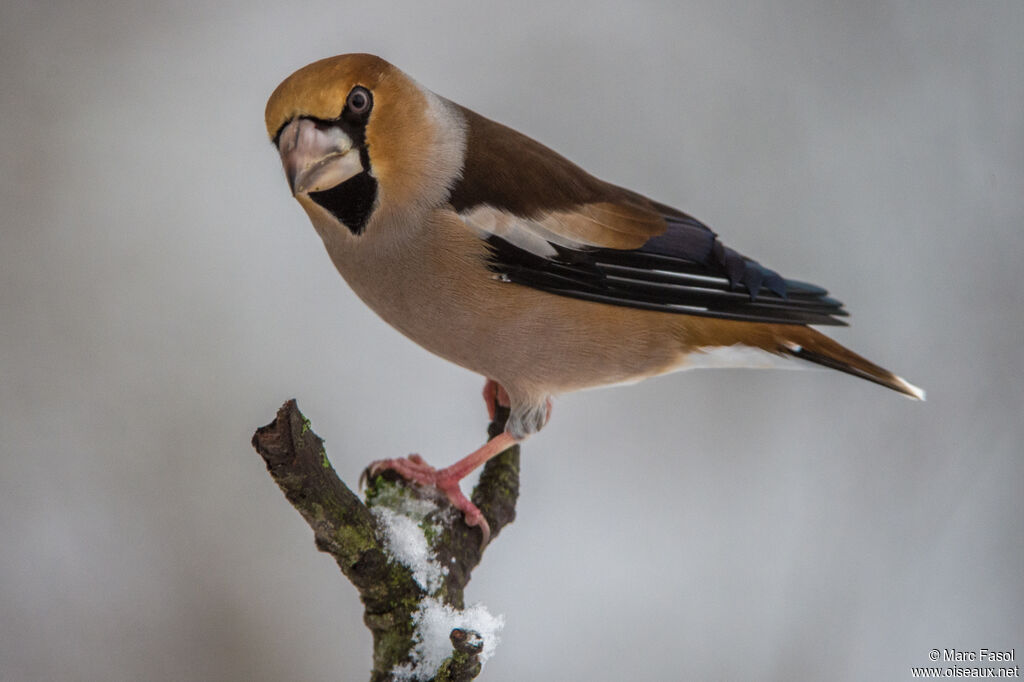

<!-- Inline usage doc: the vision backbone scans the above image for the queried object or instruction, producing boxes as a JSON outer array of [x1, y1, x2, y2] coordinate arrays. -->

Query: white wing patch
[[459, 206, 560, 258], [459, 204, 627, 257]]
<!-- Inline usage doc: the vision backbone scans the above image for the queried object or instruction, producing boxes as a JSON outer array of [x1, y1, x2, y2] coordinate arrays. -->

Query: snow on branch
[[251, 399, 519, 681]]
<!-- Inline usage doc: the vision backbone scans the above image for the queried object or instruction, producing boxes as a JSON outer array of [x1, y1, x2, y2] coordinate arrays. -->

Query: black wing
[[483, 209, 848, 326]]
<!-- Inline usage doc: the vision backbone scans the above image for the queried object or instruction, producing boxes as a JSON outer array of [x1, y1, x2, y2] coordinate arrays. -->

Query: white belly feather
[[681, 344, 807, 371]]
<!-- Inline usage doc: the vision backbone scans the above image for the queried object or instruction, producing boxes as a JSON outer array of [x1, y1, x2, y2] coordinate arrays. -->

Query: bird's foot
[[362, 453, 436, 487], [362, 454, 491, 546]]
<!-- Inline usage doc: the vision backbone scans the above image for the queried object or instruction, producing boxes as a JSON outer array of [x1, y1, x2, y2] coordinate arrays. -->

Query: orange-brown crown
[[265, 53, 395, 140]]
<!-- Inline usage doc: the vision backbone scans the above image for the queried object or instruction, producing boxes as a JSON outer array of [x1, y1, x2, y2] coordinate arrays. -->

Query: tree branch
[[252, 399, 519, 681]]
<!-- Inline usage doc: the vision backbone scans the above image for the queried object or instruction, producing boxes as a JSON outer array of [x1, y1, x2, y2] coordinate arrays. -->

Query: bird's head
[[265, 54, 464, 236]]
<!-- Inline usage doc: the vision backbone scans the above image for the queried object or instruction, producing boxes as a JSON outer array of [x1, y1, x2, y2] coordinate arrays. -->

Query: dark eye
[[346, 86, 372, 115]]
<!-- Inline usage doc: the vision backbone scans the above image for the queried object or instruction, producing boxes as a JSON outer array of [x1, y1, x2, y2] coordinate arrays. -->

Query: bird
[[265, 54, 923, 543]]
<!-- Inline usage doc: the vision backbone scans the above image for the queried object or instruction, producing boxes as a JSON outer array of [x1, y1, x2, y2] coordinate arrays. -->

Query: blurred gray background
[[2, 1, 1021, 680]]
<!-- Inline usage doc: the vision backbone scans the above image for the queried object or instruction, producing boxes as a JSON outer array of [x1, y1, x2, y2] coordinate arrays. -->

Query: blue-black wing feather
[[485, 208, 848, 326]]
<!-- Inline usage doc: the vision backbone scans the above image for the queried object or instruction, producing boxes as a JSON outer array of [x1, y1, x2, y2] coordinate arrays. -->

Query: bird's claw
[[436, 476, 491, 548], [360, 453, 435, 490], [361, 454, 491, 548], [463, 505, 490, 548]]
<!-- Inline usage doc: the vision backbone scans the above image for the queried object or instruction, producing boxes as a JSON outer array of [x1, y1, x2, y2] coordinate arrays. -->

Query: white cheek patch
[[418, 89, 467, 207]]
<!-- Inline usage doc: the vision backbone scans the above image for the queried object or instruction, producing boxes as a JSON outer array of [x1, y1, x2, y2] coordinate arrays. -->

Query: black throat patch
[[308, 153, 377, 236]]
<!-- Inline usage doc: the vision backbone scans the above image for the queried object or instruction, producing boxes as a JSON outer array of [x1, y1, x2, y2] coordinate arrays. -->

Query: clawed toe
[[435, 476, 491, 547], [360, 454, 437, 490], [460, 504, 491, 547], [361, 454, 492, 547]]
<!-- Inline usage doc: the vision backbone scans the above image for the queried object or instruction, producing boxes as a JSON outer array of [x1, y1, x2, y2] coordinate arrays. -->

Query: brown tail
[[781, 327, 925, 400]]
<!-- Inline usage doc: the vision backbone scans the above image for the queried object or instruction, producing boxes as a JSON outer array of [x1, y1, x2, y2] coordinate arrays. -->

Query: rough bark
[[251, 399, 519, 681]]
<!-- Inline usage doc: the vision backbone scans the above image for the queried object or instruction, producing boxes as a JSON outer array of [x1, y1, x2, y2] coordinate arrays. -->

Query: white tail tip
[[895, 376, 926, 401]]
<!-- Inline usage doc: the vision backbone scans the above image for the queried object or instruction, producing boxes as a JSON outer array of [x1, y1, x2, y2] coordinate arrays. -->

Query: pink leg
[[481, 379, 510, 421], [363, 431, 519, 546]]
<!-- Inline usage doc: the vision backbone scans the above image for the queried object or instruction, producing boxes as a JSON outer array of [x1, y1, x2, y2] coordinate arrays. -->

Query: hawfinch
[[266, 54, 923, 543]]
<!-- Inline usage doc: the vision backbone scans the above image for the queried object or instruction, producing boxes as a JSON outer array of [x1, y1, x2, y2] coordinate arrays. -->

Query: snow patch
[[369, 487, 503, 679], [391, 597, 505, 681], [371, 500, 449, 593]]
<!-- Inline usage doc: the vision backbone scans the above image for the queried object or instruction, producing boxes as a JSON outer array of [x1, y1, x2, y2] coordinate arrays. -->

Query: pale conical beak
[[277, 118, 363, 195]]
